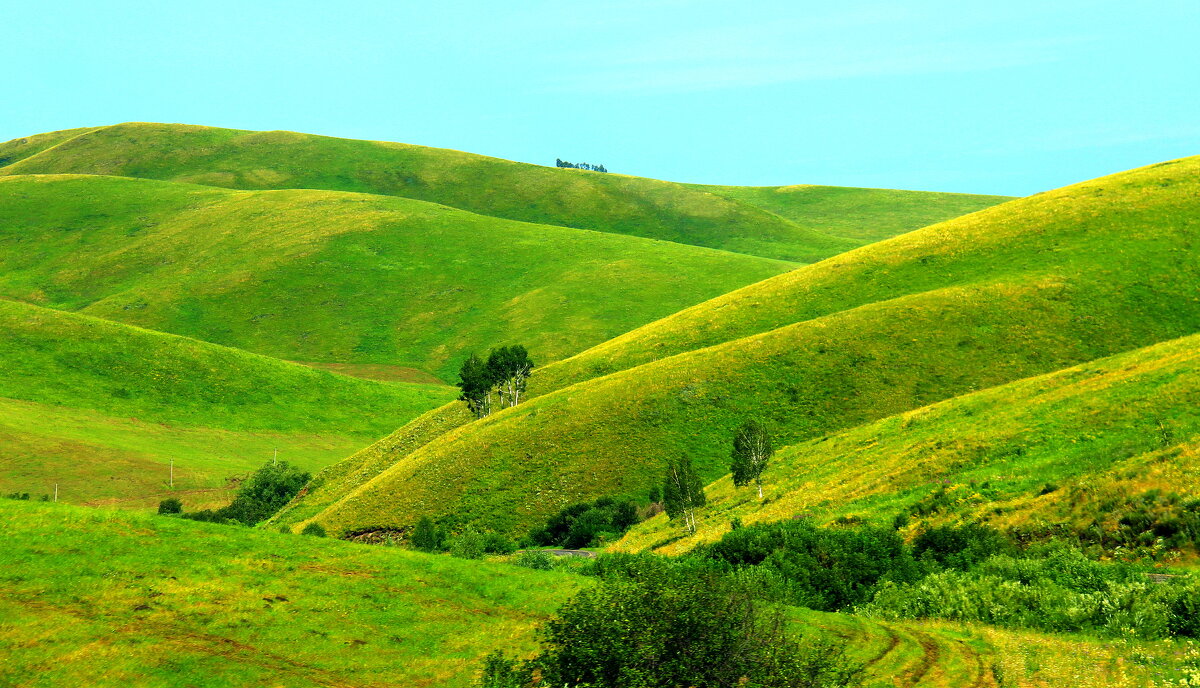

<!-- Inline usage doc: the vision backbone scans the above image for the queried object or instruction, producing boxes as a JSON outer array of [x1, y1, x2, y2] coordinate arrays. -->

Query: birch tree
[[486, 345, 534, 408], [663, 455, 706, 533], [731, 419, 773, 499]]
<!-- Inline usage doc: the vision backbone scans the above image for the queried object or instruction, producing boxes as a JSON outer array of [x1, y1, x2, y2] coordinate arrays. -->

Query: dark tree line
[[456, 345, 534, 418], [555, 158, 608, 173]]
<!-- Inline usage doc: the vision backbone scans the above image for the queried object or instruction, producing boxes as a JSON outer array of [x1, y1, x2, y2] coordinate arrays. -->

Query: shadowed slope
[[284, 156, 1200, 536], [0, 174, 792, 380]]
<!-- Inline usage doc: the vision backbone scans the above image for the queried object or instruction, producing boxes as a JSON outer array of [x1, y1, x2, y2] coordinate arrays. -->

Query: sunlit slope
[[531, 156, 1199, 395], [0, 122, 863, 262], [295, 156, 1200, 537], [687, 183, 1011, 243], [0, 299, 455, 504], [615, 333, 1200, 553], [0, 174, 792, 380]]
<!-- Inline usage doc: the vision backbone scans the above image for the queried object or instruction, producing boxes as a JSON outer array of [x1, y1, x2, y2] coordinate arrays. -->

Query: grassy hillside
[[0, 298, 455, 505], [286, 155, 1200, 537], [0, 174, 792, 381], [687, 183, 1012, 243], [0, 126, 98, 168], [615, 333, 1200, 554], [4, 500, 1193, 687], [0, 123, 862, 262]]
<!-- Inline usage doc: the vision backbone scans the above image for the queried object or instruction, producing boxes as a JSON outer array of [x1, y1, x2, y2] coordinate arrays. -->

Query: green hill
[[0, 123, 1008, 262], [280, 155, 1200, 537], [2, 500, 1181, 688], [0, 174, 792, 381], [686, 183, 1012, 244], [0, 298, 455, 506], [616, 332, 1200, 554]]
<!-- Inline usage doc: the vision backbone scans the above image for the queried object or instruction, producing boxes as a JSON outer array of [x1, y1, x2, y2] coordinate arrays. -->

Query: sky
[[2, 1, 1197, 196]]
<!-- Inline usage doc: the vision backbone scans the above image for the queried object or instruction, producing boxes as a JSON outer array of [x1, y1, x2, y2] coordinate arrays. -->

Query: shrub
[[301, 522, 327, 537], [221, 461, 311, 526], [449, 530, 486, 559], [528, 574, 862, 687], [513, 550, 557, 570], [410, 516, 444, 552], [157, 498, 183, 515], [912, 523, 1012, 570], [526, 496, 642, 549], [700, 519, 920, 611], [482, 531, 517, 555]]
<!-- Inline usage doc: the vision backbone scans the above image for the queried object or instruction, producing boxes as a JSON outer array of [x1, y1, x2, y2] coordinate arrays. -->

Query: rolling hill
[[0, 298, 455, 507], [0, 122, 1009, 263], [3, 499, 1184, 688], [0, 173, 792, 381], [615, 332, 1200, 554], [277, 155, 1200, 537]]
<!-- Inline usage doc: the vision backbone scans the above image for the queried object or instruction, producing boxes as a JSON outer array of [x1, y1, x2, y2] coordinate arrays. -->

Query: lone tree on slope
[[731, 419, 774, 500], [486, 345, 534, 408], [456, 352, 495, 418], [663, 455, 706, 534]]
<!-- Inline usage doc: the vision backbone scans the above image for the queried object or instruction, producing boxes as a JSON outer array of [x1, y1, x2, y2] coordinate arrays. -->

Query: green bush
[[488, 574, 862, 688], [482, 532, 517, 555], [449, 530, 486, 559], [301, 522, 327, 537], [699, 519, 921, 611], [526, 496, 641, 549], [157, 498, 183, 515], [410, 516, 444, 552], [513, 550, 557, 571]]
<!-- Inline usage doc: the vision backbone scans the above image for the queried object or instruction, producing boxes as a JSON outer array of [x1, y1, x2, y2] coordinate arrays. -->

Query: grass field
[[615, 332, 1200, 554], [0, 174, 793, 380], [283, 155, 1200, 537], [0, 298, 455, 505], [0, 123, 1008, 263], [5, 500, 1197, 687]]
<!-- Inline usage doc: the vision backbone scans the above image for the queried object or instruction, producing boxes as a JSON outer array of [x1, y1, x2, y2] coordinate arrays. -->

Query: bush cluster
[[480, 573, 862, 688], [525, 496, 640, 549], [176, 461, 310, 526]]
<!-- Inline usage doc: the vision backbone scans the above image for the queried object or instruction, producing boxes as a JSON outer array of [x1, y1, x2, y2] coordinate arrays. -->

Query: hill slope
[[282, 155, 1200, 537], [687, 183, 1013, 243], [615, 332, 1200, 553], [0, 298, 455, 506], [0, 123, 1009, 262], [0, 174, 792, 381]]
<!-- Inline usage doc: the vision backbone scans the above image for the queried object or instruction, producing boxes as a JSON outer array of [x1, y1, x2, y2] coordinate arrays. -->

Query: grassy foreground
[[284, 155, 1200, 537], [0, 174, 793, 380], [0, 298, 455, 505], [4, 501, 1198, 687], [0, 123, 1006, 263]]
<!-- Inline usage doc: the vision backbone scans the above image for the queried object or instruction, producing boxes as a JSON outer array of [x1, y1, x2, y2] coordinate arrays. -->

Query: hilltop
[[279, 155, 1200, 537], [0, 298, 454, 507], [0, 174, 791, 381], [0, 122, 1009, 262]]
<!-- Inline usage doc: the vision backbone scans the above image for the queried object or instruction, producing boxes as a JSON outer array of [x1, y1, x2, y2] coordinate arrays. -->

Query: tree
[[456, 352, 494, 418], [411, 515, 443, 552], [731, 419, 774, 499], [663, 455, 706, 533], [486, 345, 534, 408], [221, 460, 311, 525], [157, 497, 183, 515]]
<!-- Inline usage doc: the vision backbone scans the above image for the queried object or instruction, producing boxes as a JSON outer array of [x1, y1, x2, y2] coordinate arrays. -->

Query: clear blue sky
[[2, 1, 1196, 196]]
